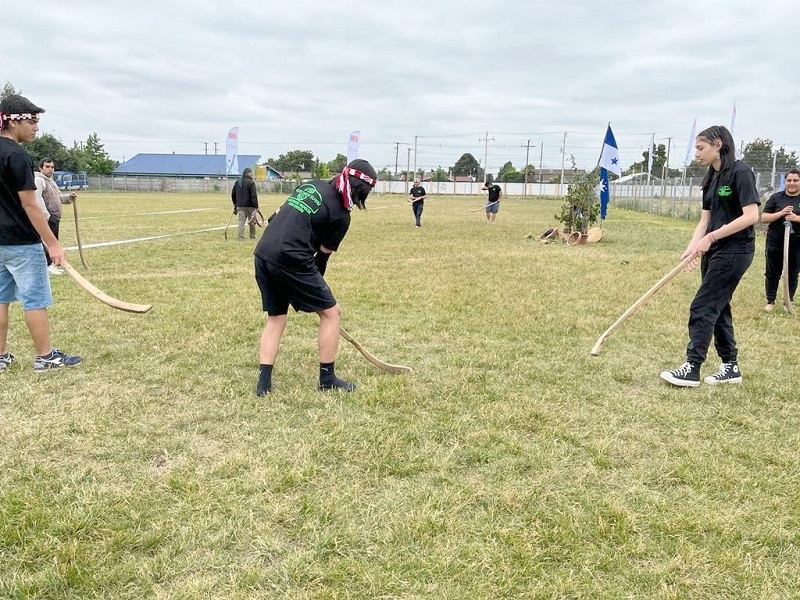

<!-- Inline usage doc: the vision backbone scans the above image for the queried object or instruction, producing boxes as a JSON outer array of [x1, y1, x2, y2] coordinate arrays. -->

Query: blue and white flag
[[598, 167, 610, 220], [684, 117, 697, 167], [346, 130, 360, 165], [646, 133, 655, 175], [779, 172, 786, 192], [226, 127, 239, 176], [598, 125, 621, 176]]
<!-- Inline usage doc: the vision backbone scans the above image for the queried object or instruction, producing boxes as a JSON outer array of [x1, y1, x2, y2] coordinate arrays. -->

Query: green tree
[[430, 166, 449, 182], [452, 153, 481, 178], [1, 81, 19, 100], [83, 133, 117, 175], [498, 161, 530, 183], [267, 150, 315, 173], [742, 138, 799, 172], [22, 133, 79, 171], [327, 153, 347, 173]]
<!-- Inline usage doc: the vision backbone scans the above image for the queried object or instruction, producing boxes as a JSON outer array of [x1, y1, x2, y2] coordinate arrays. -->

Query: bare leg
[[23, 308, 52, 356], [0, 303, 8, 354], [317, 303, 341, 363], [259, 313, 288, 364]]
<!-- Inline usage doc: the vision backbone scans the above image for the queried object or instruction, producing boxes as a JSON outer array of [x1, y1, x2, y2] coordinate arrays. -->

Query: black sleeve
[[763, 194, 778, 214], [734, 165, 760, 207]]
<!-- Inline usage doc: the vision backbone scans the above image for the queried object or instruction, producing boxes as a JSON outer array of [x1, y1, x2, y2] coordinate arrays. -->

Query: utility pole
[[413, 135, 418, 180], [406, 147, 412, 194], [394, 142, 401, 178], [203, 142, 208, 155], [213, 142, 218, 155], [521, 139, 533, 196], [772, 148, 778, 189], [479, 132, 495, 182], [559, 132, 567, 196]]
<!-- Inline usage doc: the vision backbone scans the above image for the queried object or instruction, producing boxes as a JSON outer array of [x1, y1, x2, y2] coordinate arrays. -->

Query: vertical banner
[[226, 127, 239, 176], [646, 133, 655, 176], [346, 130, 360, 165], [597, 125, 620, 221], [684, 117, 697, 167]]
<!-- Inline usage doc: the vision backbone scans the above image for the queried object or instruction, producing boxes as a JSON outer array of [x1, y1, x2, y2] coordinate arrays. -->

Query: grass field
[[1, 191, 799, 599]]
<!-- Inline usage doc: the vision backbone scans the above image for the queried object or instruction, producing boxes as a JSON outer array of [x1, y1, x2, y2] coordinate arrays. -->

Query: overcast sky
[[6, 0, 799, 176]]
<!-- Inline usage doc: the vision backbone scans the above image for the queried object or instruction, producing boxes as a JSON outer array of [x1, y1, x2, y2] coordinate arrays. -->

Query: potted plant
[[554, 162, 601, 241]]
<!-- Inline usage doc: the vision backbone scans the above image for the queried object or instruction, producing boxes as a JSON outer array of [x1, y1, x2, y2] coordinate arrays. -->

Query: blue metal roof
[[112, 154, 261, 177]]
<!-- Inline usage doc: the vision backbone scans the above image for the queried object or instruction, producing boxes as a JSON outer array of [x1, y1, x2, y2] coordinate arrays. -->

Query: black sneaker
[[33, 348, 83, 372], [660, 362, 700, 387], [318, 377, 356, 392], [703, 362, 742, 385], [0, 352, 15, 372]]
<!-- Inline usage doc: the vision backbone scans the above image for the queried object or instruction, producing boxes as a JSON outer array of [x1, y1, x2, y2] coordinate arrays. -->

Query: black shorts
[[254, 256, 336, 316]]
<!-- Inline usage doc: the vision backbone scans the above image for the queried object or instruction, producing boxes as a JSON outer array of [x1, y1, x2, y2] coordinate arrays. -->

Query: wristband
[[708, 231, 717, 244]]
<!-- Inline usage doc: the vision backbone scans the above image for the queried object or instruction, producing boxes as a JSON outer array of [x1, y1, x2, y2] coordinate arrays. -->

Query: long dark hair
[[698, 125, 737, 191]]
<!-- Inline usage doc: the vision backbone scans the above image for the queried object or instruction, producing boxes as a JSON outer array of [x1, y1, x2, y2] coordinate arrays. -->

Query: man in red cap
[[0, 94, 82, 372], [253, 159, 377, 395]]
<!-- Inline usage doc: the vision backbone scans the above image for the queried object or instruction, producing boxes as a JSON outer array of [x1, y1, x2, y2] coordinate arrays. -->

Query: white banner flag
[[226, 127, 239, 175], [684, 117, 697, 168], [346, 130, 360, 165], [647, 133, 655, 175]]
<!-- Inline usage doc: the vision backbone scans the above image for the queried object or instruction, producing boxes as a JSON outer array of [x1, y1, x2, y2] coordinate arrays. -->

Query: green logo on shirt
[[718, 185, 733, 197], [287, 183, 323, 214]]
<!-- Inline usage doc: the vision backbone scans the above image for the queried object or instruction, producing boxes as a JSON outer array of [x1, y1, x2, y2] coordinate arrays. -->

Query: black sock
[[319, 362, 335, 385], [256, 364, 273, 396]]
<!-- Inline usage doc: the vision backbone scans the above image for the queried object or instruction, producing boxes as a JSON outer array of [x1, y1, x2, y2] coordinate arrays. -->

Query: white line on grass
[[64, 226, 227, 250], [75, 208, 217, 221]]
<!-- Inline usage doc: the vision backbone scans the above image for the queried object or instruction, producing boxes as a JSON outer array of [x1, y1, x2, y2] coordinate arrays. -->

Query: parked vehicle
[[54, 171, 89, 191]]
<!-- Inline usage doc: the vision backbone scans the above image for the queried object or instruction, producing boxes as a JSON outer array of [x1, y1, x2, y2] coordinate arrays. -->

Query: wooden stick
[[590, 257, 691, 356], [469, 200, 499, 212], [71, 195, 90, 269], [62, 260, 152, 313], [339, 327, 412, 374], [783, 221, 795, 314]]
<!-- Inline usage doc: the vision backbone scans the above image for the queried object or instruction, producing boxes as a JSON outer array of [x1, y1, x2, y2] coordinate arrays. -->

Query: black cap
[[347, 159, 377, 182], [0, 94, 45, 117]]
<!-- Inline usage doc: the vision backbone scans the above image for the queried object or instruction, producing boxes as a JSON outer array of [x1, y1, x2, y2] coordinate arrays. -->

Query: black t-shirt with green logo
[[486, 184, 502, 202], [255, 180, 350, 269], [702, 160, 760, 253], [410, 185, 426, 205], [763, 191, 800, 245]]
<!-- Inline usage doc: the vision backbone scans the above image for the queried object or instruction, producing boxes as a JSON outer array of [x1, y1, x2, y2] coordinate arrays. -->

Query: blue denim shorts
[[0, 243, 52, 310]]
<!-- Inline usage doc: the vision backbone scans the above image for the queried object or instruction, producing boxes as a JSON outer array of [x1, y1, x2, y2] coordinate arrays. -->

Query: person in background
[[0, 94, 82, 373], [408, 178, 426, 227], [760, 169, 800, 311], [253, 159, 377, 395], [231, 167, 258, 240], [35, 157, 75, 275], [660, 125, 759, 387], [481, 180, 502, 222]]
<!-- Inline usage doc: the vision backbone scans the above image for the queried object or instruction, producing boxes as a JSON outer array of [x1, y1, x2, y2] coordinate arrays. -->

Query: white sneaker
[[47, 265, 64, 275]]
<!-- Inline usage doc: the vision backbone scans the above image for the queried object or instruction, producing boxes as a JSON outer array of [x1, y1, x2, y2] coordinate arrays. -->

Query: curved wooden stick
[[469, 200, 499, 212], [339, 327, 412, 374], [62, 260, 152, 313], [591, 257, 691, 356], [71, 196, 90, 269], [783, 221, 794, 314]]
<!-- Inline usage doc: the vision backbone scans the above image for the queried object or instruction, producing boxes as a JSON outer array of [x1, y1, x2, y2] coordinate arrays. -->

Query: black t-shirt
[[0, 137, 39, 245], [409, 185, 426, 204], [763, 191, 800, 244], [702, 160, 760, 253], [486, 184, 501, 202], [254, 180, 350, 269]]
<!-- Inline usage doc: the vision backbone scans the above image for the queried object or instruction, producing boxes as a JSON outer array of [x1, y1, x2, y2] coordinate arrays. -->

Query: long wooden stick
[[469, 200, 499, 212], [71, 196, 90, 269], [339, 327, 412, 374], [62, 260, 152, 313], [590, 257, 691, 356], [783, 221, 795, 314]]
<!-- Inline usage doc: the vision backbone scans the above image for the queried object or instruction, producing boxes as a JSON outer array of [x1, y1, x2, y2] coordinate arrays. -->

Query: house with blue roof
[[112, 154, 283, 180]]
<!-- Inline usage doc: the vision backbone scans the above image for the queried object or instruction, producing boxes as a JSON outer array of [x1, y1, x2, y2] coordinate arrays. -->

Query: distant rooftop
[[112, 153, 261, 177]]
